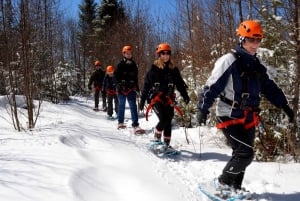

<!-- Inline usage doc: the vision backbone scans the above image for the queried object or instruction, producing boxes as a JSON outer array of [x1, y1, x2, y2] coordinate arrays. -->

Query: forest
[[0, 0, 299, 160]]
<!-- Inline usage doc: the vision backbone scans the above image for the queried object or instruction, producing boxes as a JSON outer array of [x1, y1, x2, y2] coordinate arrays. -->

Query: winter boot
[[233, 172, 244, 190]]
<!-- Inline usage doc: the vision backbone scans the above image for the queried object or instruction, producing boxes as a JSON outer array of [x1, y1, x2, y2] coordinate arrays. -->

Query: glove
[[197, 110, 208, 126], [183, 96, 190, 104], [139, 100, 145, 111], [282, 104, 294, 123], [88, 86, 92, 90]]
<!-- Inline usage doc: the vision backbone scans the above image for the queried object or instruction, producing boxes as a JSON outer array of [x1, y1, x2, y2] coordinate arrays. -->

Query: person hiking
[[139, 43, 190, 150], [197, 20, 294, 197], [88, 60, 107, 111], [102, 65, 118, 119], [114, 45, 145, 134]]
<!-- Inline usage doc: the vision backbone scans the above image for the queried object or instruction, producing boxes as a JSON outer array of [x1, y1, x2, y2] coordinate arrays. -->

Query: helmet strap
[[239, 36, 245, 47]]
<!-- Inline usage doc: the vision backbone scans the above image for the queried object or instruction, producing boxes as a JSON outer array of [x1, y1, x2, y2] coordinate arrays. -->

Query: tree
[[78, 0, 97, 89]]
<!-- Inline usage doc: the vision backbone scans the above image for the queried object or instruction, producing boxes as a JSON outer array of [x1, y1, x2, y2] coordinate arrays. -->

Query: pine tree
[[93, 0, 128, 65], [78, 0, 97, 89]]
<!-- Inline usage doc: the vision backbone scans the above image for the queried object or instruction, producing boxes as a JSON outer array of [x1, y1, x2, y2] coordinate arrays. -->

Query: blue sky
[[61, 0, 174, 19]]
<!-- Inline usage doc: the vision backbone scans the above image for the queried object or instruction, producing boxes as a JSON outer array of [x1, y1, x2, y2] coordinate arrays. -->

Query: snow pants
[[153, 102, 174, 145], [217, 116, 255, 189]]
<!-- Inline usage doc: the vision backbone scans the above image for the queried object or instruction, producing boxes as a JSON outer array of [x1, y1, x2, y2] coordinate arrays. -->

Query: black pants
[[107, 94, 118, 116], [217, 116, 255, 189], [94, 90, 106, 108], [153, 102, 174, 144]]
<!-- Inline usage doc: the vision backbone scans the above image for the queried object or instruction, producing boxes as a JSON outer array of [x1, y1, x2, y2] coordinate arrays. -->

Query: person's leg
[[102, 91, 107, 110], [107, 95, 113, 116], [127, 91, 139, 127], [218, 123, 255, 189], [114, 95, 118, 115], [153, 103, 168, 131], [94, 89, 100, 108], [117, 94, 126, 124], [162, 106, 174, 145]]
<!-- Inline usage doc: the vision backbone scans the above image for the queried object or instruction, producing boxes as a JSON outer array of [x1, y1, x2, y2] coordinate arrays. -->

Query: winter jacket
[[198, 45, 288, 118], [140, 62, 189, 105], [114, 58, 139, 93], [88, 69, 105, 90], [102, 75, 117, 95]]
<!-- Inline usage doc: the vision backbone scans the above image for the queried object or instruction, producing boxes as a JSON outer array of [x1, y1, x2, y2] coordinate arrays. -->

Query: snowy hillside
[[0, 95, 299, 201]]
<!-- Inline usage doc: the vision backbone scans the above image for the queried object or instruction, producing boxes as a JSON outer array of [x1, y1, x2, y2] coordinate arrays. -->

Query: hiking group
[[88, 19, 295, 200]]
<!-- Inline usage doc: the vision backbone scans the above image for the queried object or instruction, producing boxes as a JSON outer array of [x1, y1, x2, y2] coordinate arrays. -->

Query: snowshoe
[[117, 123, 126, 129], [93, 107, 100, 111], [149, 141, 180, 157], [198, 179, 253, 201], [106, 115, 117, 120], [133, 126, 146, 135]]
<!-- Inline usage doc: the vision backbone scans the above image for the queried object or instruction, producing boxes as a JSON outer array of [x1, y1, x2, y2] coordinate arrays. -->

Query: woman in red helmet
[[139, 43, 190, 151], [197, 20, 294, 196]]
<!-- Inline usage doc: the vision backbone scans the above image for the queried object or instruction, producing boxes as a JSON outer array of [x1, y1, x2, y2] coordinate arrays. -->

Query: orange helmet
[[94, 60, 101, 66], [156, 43, 171, 54], [106, 65, 114, 73], [236, 20, 263, 38], [122, 45, 132, 54]]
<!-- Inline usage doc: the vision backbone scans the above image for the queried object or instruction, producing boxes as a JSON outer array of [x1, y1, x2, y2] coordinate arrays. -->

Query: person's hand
[[197, 110, 208, 126], [88, 86, 92, 90], [282, 104, 294, 123]]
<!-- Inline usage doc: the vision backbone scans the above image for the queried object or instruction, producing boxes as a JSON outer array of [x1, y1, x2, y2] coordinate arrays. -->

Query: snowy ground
[[0, 95, 299, 201]]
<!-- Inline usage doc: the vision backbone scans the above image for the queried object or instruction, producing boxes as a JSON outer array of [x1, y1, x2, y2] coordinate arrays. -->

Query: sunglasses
[[245, 37, 262, 43], [160, 51, 171, 55]]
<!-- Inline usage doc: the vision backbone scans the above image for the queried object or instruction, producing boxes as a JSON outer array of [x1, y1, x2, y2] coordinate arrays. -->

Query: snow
[[0, 95, 300, 201]]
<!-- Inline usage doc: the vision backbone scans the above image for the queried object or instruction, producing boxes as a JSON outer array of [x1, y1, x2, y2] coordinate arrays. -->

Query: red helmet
[[236, 20, 263, 38], [106, 65, 114, 73], [94, 60, 101, 66], [156, 43, 171, 54], [122, 45, 132, 54]]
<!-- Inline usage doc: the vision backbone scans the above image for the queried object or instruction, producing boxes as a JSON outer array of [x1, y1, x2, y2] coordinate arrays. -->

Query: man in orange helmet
[[114, 45, 145, 134], [197, 20, 294, 197], [88, 60, 107, 111]]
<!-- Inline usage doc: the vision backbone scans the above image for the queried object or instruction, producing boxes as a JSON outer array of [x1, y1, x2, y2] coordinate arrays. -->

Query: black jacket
[[88, 69, 105, 89], [114, 58, 139, 93], [102, 75, 116, 92], [140, 63, 189, 104]]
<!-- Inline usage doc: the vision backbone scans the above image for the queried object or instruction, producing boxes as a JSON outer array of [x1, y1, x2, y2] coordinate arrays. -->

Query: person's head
[[236, 20, 263, 55], [122, 45, 133, 59], [156, 43, 171, 63], [154, 43, 174, 69], [106, 65, 114, 76], [94, 60, 101, 69]]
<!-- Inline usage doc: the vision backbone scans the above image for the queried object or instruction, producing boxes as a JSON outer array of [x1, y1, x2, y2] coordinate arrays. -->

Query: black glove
[[183, 96, 190, 104], [88, 86, 92, 90], [197, 110, 208, 126], [139, 100, 145, 111], [282, 104, 294, 123]]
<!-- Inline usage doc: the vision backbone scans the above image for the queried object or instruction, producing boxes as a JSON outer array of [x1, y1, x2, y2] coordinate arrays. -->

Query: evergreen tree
[[78, 0, 97, 88], [93, 0, 128, 65]]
